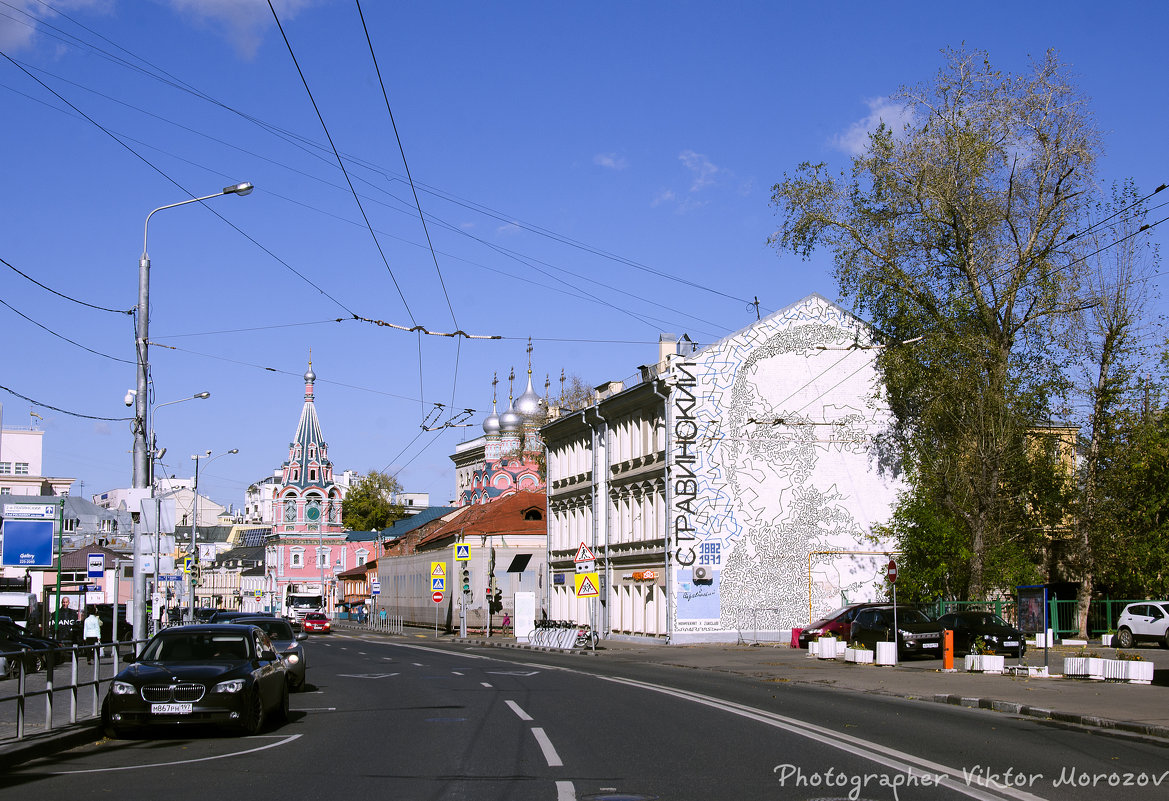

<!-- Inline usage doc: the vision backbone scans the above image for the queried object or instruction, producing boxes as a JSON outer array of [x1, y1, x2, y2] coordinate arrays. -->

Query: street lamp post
[[132, 183, 251, 646], [188, 448, 238, 621], [142, 392, 210, 637]]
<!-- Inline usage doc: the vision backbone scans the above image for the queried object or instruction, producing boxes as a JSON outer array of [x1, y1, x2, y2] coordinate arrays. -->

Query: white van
[[0, 591, 40, 631]]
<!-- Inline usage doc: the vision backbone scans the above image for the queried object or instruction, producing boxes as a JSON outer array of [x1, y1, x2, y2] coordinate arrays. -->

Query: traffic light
[[461, 567, 471, 597], [489, 589, 503, 615]]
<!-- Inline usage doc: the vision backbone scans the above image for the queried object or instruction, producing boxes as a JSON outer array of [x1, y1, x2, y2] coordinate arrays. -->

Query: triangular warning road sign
[[431, 562, 446, 578], [574, 542, 596, 563], [574, 572, 600, 598]]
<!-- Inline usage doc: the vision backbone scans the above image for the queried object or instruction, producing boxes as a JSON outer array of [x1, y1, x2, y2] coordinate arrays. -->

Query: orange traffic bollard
[[943, 628, 954, 670]]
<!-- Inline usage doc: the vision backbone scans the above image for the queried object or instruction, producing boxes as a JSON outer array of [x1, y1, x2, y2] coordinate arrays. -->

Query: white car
[[1115, 602, 1169, 648]]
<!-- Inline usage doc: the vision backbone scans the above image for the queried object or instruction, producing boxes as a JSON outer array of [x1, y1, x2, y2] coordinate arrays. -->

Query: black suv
[[849, 606, 943, 658]]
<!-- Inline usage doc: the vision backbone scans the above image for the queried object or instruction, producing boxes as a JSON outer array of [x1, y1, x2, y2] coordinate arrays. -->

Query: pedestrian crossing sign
[[574, 572, 600, 598], [455, 544, 470, 561], [432, 577, 445, 592]]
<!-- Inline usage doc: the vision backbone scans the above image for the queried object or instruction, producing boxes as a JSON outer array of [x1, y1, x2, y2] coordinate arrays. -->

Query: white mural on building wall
[[671, 295, 901, 638]]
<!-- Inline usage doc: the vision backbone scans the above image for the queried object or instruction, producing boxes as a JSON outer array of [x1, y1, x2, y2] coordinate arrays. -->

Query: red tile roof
[[418, 490, 546, 549]]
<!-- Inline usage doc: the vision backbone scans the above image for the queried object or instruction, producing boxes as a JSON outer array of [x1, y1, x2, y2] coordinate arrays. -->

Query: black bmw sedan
[[937, 611, 1027, 657], [103, 624, 289, 737]]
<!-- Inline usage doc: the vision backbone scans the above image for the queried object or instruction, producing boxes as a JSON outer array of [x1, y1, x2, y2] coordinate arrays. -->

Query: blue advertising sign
[[1, 519, 54, 566]]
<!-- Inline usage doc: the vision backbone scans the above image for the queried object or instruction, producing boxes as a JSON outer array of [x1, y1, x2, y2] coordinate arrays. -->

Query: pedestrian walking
[[502, 612, 511, 633], [83, 607, 102, 664]]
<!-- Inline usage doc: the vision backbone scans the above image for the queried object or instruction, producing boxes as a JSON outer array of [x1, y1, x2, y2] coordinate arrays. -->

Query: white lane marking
[[594, 673, 1044, 801], [481, 682, 493, 688], [452, 671, 464, 676], [555, 780, 576, 800], [505, 700, 532, 721], [337, 673, 398, 679], [388, 642, 496, 661], [531, 727, 563, 767], [413, 662, 425, 667], [486, 670, 539, 676], [53, 734, 301, 774], [296, 707, 338, 711]]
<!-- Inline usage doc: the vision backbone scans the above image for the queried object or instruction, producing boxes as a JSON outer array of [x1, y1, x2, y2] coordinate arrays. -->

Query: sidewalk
[[461, 635, 1169, 740]]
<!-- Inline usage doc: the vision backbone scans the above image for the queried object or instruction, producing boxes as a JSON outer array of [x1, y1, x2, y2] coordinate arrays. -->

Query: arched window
[[523, 508, 543, 521]]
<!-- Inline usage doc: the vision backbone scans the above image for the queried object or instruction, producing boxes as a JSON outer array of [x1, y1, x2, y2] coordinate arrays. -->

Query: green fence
[[929, 598, 1161, 637]]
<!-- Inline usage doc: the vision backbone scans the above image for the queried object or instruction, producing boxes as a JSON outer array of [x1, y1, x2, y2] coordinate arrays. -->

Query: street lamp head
[[223, 182, 254, 197], [228, 448, 239, 454], [194, 392, 211, 399]]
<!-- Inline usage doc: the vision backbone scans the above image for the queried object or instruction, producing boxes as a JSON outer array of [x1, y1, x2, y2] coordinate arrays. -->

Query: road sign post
[[888, 558, 898, 665]]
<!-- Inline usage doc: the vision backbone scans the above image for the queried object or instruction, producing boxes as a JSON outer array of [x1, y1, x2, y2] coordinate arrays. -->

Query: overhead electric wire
[[356, 0, 457, 331], [0, 295, 133, 364], [0, 46, 358, 321], [266, 0, 416, 328], [2, 56, 734, 337], [7, 5, 751, 313], [2, 256, 132, 314], [0, 383, 131, 421], [1064, 183, 1167, 244]]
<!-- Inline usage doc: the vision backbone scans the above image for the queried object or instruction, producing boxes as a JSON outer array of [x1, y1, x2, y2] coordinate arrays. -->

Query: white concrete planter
[[807, 643, 817, 659], [964, 654, 1006, 674], [836, 640, 847, 657], [1124, 660, 1154, 684], [1063, 656, 1106, 680], [1100, 634, 1115, 648], [875, 641, 897, 665], [816, 637, 838, 659], [845, 647, 874, 664], [1102, 659, 1154, 684]]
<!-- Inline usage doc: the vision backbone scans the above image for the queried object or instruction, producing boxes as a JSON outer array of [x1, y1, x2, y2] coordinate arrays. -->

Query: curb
[[0, 722, 102, 772], [928, 692, 1169, 739]]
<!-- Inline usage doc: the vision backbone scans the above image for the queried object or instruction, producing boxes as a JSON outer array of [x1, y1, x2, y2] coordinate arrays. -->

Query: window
[[290, 549, 304, 568], [0, 462, 10, 474], [0, 488, 10, 495], [14, 462, 29, 475], [64, 518, 78, 532]]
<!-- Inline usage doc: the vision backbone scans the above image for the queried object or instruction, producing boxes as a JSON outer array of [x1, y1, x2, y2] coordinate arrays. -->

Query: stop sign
[[432, 590, 444, 603], [887, 559, 898, 583]]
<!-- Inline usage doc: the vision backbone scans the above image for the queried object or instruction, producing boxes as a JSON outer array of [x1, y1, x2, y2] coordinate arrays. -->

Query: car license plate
[[921, 642, 938, 648], [151, 703, 193, 715], [1003, 640, 1018, 646]]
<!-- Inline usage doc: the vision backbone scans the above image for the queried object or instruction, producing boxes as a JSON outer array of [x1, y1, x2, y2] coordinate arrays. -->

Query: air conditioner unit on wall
[[693, 565, 710, 582]]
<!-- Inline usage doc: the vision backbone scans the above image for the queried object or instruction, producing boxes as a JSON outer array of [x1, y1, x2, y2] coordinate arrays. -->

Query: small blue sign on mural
[[1, 519, 54, 567]]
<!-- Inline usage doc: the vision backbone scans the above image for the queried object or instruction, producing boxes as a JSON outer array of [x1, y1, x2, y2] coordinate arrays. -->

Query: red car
[[797, 602, 883, 648], [302, 612, 331, 634]]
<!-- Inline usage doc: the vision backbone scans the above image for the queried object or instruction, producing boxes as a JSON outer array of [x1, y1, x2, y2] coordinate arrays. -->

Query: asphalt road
[[4, 631, 1168, 800]]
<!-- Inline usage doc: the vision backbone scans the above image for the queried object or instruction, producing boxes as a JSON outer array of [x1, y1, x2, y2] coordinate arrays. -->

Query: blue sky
[[1, 1, 1166, 508]]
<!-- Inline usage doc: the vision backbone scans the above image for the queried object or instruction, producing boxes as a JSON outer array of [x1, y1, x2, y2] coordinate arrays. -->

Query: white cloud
[[0, 1, 110, 53], [593, 153, 628, 171], [651, 189, 676, 208], [832, 97, 915, 156], [496, 222, 521, 236], [679, 149, 720, 191], [167, 0, 317, 60]]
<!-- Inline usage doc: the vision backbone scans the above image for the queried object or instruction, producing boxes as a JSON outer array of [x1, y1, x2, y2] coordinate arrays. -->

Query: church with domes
[[452, 343, 548, 506]]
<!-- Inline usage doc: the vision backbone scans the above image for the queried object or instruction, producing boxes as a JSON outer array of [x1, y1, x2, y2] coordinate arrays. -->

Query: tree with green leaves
[[1063, 182, 1161, 635], [341, 470, 406, 532], [770, 48, 1100, 599]]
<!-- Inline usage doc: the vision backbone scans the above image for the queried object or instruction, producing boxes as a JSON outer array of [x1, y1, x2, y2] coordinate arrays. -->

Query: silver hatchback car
[[229, 616, 308, 690], [1115, 602, 1169, 648]]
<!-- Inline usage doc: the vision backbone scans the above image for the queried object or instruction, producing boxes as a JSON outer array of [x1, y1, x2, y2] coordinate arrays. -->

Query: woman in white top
[[83, 609, 102, 664]]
